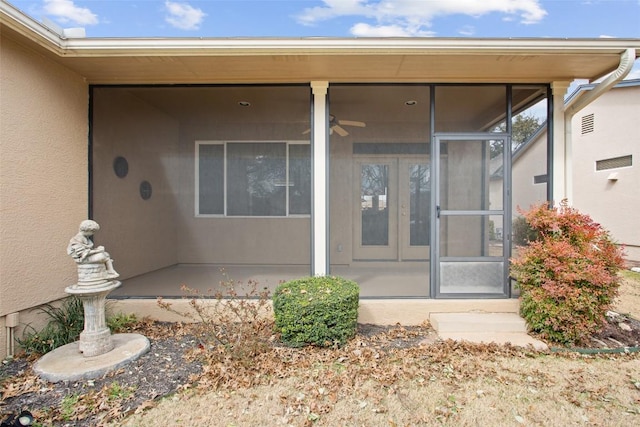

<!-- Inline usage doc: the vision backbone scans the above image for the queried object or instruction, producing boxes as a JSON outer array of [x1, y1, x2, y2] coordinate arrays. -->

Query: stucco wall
[[175, 128, 311, 265], [91, 88, 311, 270], [512, 132, 548, 214], [572, 85, 640, 260], [92, 89, 180, 278], [511, 84, 639, 261], [0, 37, 88, 358]]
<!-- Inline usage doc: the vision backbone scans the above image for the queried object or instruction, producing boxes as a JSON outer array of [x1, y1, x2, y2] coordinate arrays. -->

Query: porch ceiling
[[54, 50, 631, 85], [2, 2, 639, 85]]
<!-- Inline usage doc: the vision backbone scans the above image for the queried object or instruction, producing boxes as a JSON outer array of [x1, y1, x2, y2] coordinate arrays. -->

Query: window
[[197, 142, 310, 216], [596, 154, 632, 171]]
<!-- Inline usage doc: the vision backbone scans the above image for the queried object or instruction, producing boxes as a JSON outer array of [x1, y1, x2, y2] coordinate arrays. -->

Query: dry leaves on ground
[[3, 319, 640, 426]]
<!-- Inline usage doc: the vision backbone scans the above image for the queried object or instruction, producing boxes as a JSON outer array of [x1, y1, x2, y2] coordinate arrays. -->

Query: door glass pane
[[440, 139, 494, 211], [409, 164, 430, 246], [440, 215, 501, 257], [489, 139, 504, 212], [227, 142, 286, 216], [361, 164, 389, 246]]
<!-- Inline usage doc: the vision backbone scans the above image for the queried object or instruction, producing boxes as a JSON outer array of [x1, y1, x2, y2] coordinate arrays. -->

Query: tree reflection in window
[[409, 164, 430, 246], [198, 142, 310, 217], [361, 164, 389, 246]]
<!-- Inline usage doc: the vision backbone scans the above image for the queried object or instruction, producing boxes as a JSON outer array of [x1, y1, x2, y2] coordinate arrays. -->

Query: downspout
[[562, 48, 636, 203]]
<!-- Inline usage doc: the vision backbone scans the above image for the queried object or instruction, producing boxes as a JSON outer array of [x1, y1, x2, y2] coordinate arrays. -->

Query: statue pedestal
[[34, 279, 150, 383], [35, 220, 151, 382], [65, 280, 121, 357]]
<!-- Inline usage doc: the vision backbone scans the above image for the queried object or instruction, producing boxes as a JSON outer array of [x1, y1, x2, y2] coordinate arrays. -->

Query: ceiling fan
[[303, 114, 366, 137]]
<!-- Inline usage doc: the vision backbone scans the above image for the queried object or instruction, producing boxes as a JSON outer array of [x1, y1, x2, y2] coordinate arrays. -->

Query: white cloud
[[296, 0, 547, 37], [165, 1, 206, 31], [43, 0, 98, 26], [351, 23, 435, 37], [457, 25, 476, 36]]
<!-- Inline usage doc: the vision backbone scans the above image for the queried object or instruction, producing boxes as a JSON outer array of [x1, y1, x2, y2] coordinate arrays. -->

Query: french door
[[353, 157, 430, 261]]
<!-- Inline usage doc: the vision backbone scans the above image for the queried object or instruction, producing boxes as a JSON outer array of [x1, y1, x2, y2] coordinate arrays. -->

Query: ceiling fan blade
[[338, 120, 366, 128], [333, 125, 349, 137]]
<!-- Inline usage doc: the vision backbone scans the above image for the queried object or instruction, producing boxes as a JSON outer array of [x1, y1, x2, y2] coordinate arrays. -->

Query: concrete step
[[430, 312, 547, 350], [430, 312, 527, 333], [437, 332, 548, 351]]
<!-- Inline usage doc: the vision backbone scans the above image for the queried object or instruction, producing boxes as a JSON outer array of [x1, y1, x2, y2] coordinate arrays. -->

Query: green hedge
[[273, 276, 359, 347]]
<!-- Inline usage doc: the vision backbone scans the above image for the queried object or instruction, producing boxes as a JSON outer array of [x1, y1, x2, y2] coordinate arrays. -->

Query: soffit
[[58, 51, 629, 84]]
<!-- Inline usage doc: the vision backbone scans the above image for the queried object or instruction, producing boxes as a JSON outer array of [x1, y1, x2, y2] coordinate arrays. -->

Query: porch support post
[[550, 81, 571, 205], [311, 81, 329, 276]]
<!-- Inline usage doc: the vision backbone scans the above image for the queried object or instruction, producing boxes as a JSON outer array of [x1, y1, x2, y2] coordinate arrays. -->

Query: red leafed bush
[[510, 201, 625, 345]]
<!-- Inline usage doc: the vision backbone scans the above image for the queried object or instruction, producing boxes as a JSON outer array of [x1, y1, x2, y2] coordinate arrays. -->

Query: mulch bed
[[1, 315, 639, 426]]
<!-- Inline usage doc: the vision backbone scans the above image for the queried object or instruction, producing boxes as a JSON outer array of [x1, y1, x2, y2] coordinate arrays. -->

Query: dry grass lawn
[[615, 271, 640, 319], [119, 355, 639, 427], [118, 271, 640, 427]]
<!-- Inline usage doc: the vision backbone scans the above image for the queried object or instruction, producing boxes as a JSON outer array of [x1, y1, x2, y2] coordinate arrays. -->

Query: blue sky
[[8, 0, 640, 38], [7, 0, 640, 79]]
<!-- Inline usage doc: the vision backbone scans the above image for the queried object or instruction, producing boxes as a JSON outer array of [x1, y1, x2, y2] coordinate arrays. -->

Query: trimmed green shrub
[[510, 201, 625, 345], [273, 276, 359, 347]]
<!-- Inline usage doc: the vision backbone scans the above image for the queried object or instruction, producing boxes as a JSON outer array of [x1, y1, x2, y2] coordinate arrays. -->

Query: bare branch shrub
[[157, 270, 274, 366]]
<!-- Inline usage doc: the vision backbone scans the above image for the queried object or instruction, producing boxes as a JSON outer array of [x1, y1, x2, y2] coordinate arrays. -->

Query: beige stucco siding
[[91, 88, 311, 272], [0, 36, 88, 317], [176, 134, 311, 266], [512, 133, 548, 214], [92, 89, 180, 278], [572, 85, 640, 260]]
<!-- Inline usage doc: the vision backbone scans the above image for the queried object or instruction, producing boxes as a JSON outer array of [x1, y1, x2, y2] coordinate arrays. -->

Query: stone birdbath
[[34, 220, 150, 382]]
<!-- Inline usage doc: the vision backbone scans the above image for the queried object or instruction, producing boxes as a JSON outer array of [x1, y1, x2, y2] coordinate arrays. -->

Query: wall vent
[[533, 174, 548, 184], [596, 155, 632, 171], [581, 113, 594, 134]]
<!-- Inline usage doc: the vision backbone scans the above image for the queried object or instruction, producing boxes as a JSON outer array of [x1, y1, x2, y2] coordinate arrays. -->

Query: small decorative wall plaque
[[140, 181, 152, 200], [113, 156, 129, 178]]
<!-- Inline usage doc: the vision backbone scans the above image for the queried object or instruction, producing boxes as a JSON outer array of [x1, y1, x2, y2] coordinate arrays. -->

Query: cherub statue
[[67, 220, 119, 281]]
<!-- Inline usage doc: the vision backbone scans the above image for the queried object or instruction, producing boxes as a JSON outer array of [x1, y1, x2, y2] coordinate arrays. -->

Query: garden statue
[[65, 219, 121, 356], [67, 219, 119, 286], [33, 220, 149, 382]]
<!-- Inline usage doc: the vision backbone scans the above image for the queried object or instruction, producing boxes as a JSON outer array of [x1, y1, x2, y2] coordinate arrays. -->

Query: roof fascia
[[566, 77, 640, 104], [0, 0, 65, 53], [62, 37, 640, 58]]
